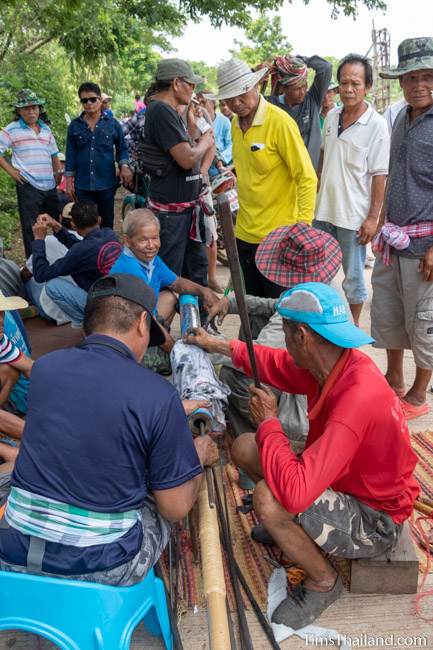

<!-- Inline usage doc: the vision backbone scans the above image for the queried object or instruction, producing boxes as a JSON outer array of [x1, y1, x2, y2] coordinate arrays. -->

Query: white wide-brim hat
[[217, 59, 268, 100], [0, 292, 28, 311]]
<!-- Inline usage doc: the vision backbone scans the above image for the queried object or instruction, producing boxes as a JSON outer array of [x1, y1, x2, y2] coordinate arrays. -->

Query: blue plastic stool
[[0, 567, 173, 649]]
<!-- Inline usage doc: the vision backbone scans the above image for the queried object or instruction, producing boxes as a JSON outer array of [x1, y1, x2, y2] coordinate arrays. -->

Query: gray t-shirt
[[267, 55, 332, 171], [385, 104, 433, 258]]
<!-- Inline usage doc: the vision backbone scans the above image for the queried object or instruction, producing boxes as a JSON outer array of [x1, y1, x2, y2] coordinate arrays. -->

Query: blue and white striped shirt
[[0, 118, 59, 191]]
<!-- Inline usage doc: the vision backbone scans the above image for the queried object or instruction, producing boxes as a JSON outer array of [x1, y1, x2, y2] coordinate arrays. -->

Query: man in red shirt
[[187, 282, 419, 629]]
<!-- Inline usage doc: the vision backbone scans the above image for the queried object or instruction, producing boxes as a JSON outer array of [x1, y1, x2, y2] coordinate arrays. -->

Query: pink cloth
[[373, 221, 433, 265], [57, 175, 66, 192], [135, 100, 145, 113]]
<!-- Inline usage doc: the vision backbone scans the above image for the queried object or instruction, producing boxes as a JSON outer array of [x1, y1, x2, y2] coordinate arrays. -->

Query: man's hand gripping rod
[[189, 409, 216, 508]]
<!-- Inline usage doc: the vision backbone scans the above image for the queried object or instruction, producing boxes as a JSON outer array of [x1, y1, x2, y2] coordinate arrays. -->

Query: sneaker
[[271, 575, 343, 630], [251, 524, 275, 545]]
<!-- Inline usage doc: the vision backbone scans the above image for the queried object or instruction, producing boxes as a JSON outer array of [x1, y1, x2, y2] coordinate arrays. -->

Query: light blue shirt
[[213, 113, 232, 165], [109, 248, 177, 310]]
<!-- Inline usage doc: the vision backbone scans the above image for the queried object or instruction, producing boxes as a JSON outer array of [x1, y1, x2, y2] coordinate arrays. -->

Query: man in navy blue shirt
[[65, 82, 133, 229], [31, 201, 122, 326], [0, 274, 217, 584]]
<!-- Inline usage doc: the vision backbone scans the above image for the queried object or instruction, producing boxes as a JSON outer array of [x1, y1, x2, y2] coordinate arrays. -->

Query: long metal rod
[[168, 538, 173, 606], [226, 597, 238, 650], [212, 467, 254, 650], [173, 524, 181, 619], [217, 193, 261, 388], [155, 561, 185, 650], [217, 447, 280, 648], [232, 556, 281, 650], [200, 420, 216, 507]]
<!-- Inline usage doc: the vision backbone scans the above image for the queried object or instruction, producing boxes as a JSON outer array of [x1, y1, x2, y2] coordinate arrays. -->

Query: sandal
[[400, 400, 430, 421]]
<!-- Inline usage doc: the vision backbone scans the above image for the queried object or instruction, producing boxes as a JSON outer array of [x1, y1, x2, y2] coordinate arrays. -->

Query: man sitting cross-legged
[[0, 274, 217, 584], [186, 282, 419, 629], [31, 201, 122, 327]]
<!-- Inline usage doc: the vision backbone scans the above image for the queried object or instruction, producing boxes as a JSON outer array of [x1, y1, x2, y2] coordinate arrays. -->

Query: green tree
[[0, 0, 387, 255], [230, 14, 291, 66], [189, 61, 218, 92], [0, 0, 387, 67]]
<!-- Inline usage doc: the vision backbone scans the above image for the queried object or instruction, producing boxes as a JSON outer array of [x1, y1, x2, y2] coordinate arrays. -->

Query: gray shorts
[[0, 495, 171, 586], [0, 471, 11, 504], [371, 254, 433, 369], [297, 489, 401, 559]]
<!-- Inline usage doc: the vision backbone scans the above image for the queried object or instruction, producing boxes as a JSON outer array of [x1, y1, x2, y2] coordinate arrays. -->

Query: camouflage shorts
[[296, 489, 402, 559]]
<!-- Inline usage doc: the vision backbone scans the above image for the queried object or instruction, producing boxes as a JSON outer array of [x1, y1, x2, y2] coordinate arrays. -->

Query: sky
[[172, 0, 432, 66]]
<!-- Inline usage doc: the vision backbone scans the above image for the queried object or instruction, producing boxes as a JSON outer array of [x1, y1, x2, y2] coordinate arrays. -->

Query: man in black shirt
[[268, 55, 332, 171], [142, 59, 215, 288]]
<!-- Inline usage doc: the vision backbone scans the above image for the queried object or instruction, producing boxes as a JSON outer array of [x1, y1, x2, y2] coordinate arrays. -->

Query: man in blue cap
[[186, 282, 419, 630]]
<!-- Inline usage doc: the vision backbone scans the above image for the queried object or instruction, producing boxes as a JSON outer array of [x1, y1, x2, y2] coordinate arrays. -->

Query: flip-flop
[[400, 400, 430, 421]]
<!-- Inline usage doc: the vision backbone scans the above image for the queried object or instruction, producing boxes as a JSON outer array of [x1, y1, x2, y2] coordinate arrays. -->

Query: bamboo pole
[[198, 477, 231, 649], [414, 500, 433, 517]]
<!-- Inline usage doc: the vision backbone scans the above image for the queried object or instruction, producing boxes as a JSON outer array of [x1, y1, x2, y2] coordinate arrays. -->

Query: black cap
[[87, 274, 166, 347]]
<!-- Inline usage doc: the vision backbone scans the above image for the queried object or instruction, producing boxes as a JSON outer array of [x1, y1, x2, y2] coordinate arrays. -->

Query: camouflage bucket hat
[[14, 88, 45, 108], [380, 37, 433, 79]]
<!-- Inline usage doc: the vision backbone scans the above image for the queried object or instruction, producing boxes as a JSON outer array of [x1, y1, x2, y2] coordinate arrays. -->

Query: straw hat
[[62, 202, 74, 220], [216, 59, 268, 100], [0, 293, 28, 311]]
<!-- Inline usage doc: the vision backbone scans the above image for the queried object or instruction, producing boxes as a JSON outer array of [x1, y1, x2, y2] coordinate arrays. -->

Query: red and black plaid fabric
[[255, 223, 342, 287]]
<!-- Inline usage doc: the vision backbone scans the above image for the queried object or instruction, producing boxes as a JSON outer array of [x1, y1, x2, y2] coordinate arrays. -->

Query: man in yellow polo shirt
[[216, 59, 317, 298]]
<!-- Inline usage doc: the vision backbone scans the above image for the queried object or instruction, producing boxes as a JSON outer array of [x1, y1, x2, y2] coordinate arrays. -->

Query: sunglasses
[[178, 78, 195, 89], [80, 96, 100, 104]]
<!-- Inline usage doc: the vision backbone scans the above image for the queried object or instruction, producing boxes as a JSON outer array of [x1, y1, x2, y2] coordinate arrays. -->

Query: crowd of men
[[0, 35, 431, 631]]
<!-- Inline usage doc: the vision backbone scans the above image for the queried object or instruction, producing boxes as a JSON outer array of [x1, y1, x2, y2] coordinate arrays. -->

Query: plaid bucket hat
[[380, 37, 433, 79], [255, 223, 342, 288], [14, 88, 45, 108]]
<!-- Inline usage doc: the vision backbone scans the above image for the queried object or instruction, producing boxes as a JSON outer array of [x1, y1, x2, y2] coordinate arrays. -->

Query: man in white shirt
[[314, 54, 390, 325], [383, 97, 407, 134]]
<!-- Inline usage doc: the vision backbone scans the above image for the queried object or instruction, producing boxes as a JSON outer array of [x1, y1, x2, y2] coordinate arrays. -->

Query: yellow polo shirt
[[232, 95, 317, 244]]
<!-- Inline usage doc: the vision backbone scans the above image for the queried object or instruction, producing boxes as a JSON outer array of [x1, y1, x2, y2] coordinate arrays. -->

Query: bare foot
[[385, 374, 405, 397], [401, 390, 426, 407]]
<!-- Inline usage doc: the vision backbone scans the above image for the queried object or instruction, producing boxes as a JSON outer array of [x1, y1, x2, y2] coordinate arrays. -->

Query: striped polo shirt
[[0, 118, 59, 191], [0, 332, 22, 364]]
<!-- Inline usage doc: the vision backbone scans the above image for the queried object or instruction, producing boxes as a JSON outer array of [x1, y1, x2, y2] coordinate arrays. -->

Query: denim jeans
[[75, 187, 116, 229], [25, 278, 49, 320], [313, 220, 368, 304], [45, 277, 87, 326]]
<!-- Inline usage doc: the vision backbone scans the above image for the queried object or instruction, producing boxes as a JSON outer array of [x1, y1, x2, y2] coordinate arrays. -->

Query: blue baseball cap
[[276, 282, 374, 348]]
